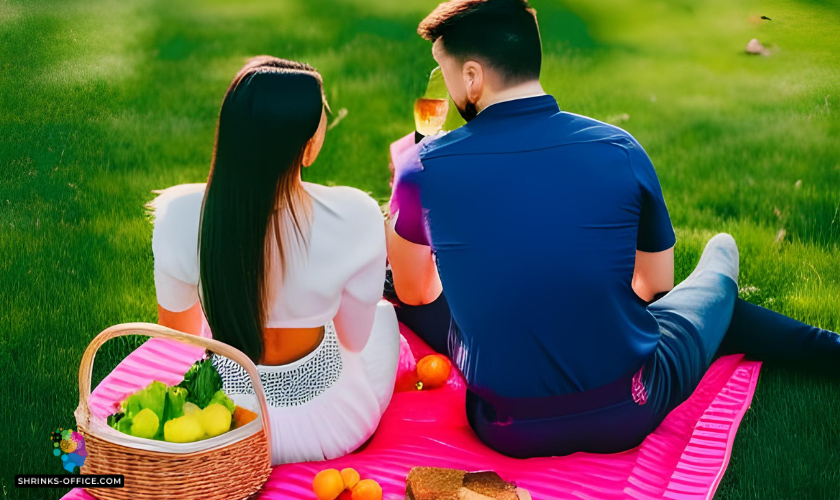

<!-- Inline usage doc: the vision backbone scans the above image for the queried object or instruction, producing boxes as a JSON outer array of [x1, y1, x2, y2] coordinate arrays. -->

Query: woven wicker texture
[[74, 323, 272, 500]]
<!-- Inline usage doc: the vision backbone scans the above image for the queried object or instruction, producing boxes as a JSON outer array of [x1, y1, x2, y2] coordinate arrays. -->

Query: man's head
[[418, 0, 542, 121]]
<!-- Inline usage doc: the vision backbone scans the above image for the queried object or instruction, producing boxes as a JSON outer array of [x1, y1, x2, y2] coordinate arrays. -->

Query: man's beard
[[456, 100, 479, 122]]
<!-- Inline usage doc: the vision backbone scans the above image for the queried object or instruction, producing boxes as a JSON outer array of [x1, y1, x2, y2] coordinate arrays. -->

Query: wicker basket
[[74, 323, 272, 500]]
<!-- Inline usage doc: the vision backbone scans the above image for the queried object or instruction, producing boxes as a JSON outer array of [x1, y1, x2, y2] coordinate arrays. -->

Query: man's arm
[[632, 246, 674, 302], [386, 132, 443, 306], [626, 137, 676, 302], [386, 216, 442, 306]]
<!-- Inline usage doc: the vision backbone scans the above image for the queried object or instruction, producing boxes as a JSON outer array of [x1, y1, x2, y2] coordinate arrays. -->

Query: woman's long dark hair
[[198, 56, 327, 363]]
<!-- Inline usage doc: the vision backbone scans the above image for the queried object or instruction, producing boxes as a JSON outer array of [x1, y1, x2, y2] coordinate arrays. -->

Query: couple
[[151, 0, 839, 467]]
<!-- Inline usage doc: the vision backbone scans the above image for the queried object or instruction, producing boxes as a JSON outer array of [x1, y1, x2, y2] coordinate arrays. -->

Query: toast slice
[[463, 471, 518, 500], [405, 467, 525, 500], [406, 467, 465, 500]]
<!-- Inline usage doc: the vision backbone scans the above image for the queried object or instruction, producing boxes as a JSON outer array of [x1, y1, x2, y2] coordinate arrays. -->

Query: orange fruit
[[338, 491, 353, 500], [232, 406, 258, 429], [340, 468, 360, 490], [416, 354, 452, 388], [313, 469, 345, 500], [351, 479, 382, 500]]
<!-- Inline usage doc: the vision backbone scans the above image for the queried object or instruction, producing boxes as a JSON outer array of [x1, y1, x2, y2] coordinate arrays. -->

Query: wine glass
[[413, 67, 449, 137]]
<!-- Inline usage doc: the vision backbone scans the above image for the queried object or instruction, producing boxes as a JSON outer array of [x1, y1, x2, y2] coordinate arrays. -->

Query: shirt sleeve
[[389, 135, 431, 246], [149, 184, 203, 312], [333, 196, 388, 352], [628, 140, 676, 253], [154, 267, 200, 312]]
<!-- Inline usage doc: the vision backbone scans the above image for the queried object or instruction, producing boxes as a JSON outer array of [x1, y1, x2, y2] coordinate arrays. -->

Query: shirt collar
[[474, 94, 560, 121]]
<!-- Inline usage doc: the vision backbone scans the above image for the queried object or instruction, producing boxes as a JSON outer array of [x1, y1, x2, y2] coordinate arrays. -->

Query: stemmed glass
[[413, 67, 449, 137]]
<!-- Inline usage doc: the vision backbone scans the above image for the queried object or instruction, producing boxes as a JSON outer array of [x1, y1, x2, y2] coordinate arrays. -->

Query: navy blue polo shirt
[[393, 94, 676, 400]]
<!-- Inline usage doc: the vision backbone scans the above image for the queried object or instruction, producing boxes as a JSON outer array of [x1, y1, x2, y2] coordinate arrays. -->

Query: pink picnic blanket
[[65, 324, 760, 500]]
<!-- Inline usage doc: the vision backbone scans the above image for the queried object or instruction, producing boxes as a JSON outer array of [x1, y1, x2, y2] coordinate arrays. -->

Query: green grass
[[1, 0, 838, 498]]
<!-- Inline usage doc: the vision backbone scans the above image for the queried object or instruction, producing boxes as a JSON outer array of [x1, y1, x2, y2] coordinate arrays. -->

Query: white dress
[[150, 182, 400, 465]]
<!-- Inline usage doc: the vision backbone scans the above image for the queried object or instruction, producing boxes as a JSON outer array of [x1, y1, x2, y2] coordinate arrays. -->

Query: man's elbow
[[393, 275, 442, 306]]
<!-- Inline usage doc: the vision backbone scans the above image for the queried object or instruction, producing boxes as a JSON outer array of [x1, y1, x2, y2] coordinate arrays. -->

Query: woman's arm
[[150, 185, 207, 336], [157, 302, 203, 336], [386, 217, 442, 306], [333, 292, 377, 353], [632, 246, 675, 302], [154, 266, 202, 335], [333, 199, 389, 352]]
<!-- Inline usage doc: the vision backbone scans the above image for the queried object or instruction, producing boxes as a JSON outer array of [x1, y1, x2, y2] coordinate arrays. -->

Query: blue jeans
[[399, 234, 840, 457]]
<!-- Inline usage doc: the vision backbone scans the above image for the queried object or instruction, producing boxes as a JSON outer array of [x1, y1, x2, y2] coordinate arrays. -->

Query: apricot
[[340, 468, 360, 490], [351, 479, 383, 500], [313, 469, 345, 500]]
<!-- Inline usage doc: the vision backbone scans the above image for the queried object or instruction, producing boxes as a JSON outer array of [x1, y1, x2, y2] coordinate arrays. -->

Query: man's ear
[[462, 60, 484, 104]]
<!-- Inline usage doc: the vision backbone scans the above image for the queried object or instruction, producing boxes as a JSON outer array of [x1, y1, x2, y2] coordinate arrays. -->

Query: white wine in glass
[[414, 67, 449, 137]]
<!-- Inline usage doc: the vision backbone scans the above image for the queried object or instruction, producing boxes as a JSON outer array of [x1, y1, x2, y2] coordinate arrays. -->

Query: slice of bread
[[406, 467, 465, 500], [405, 467, 523, 500], [463, 471, 518, 500]]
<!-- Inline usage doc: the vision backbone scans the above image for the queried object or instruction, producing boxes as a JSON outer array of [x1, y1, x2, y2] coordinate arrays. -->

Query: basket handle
[[76, 322, 271, 452]]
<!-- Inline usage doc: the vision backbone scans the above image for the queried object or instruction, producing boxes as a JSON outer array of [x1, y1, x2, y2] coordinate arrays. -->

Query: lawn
[[1, 0, 838, 498]]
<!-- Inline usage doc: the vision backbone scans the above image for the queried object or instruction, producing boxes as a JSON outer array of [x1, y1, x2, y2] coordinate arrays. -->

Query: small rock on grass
[[746, 38, 771, 56]]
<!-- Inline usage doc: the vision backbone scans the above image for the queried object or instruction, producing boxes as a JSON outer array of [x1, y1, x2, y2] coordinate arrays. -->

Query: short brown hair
[[418, 0, 541, 82]]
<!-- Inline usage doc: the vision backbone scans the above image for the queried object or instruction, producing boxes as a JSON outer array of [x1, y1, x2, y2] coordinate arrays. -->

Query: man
[[387, 0, 840, 458]]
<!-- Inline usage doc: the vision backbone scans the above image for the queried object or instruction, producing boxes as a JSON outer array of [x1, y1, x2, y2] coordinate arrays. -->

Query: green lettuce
[[208, 389, 235, 414], [177, 358, 223, 408], [123, 393, 142, 420], [116, 416, 133, 435], [163, 386, 188, 422], [107, 411, 134, 435], [111, 381, 167, 438], [128, 381, 167, 421]]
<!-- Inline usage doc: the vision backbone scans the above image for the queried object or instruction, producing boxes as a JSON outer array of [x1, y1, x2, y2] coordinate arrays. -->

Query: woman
[[149, 56, 399, 465]]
